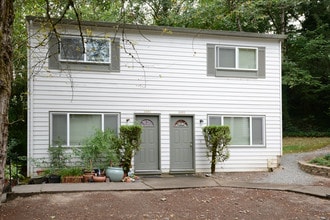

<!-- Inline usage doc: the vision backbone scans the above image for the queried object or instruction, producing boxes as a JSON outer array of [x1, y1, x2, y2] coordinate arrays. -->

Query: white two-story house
[[27, 16, 286, 176]]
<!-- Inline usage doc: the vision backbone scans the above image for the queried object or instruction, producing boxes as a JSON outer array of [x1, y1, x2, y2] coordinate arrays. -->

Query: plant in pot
[[45, 144, 70, 183], [113, 125, 142, 178], [202, 125, 231, 174], [58, 167, 84, 183], [75, 129, 119, 182]]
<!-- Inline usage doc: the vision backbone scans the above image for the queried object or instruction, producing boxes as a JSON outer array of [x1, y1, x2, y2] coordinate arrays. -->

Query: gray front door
[[134, 115, 160, 174], [170, 116, 194, 172]]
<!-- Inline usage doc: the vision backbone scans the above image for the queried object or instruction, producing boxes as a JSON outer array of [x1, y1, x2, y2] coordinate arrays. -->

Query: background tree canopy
[[9, 0, 330, 161]]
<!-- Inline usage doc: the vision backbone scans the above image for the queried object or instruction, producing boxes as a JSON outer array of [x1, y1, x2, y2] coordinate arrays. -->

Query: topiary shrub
[[115, 125, 143, 176], [202, 125, 231, 174]]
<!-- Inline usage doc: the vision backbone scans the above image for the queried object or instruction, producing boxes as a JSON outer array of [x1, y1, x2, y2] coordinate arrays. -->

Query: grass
[[309, 154, 330, 167], [283, 137, 330, 154]]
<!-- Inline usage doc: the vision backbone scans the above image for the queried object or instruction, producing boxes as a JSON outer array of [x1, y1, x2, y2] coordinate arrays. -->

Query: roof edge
[[26, 16, 287, 40]]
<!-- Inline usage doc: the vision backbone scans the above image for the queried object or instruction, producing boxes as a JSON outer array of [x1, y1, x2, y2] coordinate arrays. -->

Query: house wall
[[27, 21, 283, 176]]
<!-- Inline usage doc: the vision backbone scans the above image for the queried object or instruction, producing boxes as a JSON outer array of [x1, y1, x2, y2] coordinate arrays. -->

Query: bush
[[115, 125, 143, 176], [202, 126, 231, 174], [75, 129, 120, 171]]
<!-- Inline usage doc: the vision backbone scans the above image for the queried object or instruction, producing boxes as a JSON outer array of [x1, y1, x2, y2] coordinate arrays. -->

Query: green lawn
[[283, 137, 330, 154]]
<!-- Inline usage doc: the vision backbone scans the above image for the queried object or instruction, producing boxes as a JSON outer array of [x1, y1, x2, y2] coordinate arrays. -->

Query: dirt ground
[[1, 185, 329, 220]]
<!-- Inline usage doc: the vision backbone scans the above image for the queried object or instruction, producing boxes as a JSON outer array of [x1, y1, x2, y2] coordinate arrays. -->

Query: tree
[[282, 0, 330, 134], [0, 0, 14, 197]]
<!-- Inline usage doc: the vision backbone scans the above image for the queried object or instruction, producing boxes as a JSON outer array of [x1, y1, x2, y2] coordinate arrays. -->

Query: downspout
[[279, 40, 283, 157], [27, 19, 34, 176]]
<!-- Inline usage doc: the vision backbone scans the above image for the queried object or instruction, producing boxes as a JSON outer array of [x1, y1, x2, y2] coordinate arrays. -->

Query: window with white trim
[[50, 112, 119, 146], [208, 115, 265, 146], [215, 46, 257, 71], [207, 44, 265, 78], [60, 37, 110, 63]]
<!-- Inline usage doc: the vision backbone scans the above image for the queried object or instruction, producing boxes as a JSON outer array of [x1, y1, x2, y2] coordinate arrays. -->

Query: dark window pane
[[60, 38, 84, 61], [52, 114, 67, 145], [252, 117, 264, 145], [217, 47, 235, 68], [104, 114, 118, 134]]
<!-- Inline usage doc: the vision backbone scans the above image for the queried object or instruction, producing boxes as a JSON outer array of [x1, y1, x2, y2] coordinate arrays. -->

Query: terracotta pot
[[36, 170, 45, 176], [92, 175, 106, 182], [83, 173, 94, 183], [62, 176, 83, 183]]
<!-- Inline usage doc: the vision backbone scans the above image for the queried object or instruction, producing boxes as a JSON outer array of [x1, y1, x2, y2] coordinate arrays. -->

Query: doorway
[[170, 116, 194, 173], [134, 115, 160, 174]]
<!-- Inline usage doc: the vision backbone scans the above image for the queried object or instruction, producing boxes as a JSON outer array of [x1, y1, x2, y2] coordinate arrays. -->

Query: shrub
[[115, 125, 143, 176], [202, 126, 231, 174]]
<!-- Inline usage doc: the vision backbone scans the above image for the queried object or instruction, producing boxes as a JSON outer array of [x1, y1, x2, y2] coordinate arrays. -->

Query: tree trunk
[[211, 147, 216, 174], [0, 0, 14, 198]]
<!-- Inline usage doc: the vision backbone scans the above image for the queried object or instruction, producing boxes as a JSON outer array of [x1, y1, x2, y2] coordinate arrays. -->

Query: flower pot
[[92, 175, 106, 182], [62, 176, 83, 183], [105, 167, 124, 182], [83, 173, 94, 183], [48, 174, 61, 183]]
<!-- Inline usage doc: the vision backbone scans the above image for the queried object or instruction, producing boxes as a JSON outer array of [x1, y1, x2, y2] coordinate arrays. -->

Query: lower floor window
[[51, 112, 119, 146], [208, 115, 265, 146]]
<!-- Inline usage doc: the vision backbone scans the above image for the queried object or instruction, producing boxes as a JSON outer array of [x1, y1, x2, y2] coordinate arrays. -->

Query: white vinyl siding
[[51, 112, 119, 146]]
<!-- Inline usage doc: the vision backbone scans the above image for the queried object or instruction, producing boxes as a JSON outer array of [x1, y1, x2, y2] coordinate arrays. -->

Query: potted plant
[[44, 144, 70, 183], [75, 129, 121, 182], [59, 167, 84, 183], [202, 125, 231, 174]]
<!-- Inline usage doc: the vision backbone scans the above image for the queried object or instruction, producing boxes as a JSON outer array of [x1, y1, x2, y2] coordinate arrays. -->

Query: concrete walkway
[[5, 175, 330, 201]]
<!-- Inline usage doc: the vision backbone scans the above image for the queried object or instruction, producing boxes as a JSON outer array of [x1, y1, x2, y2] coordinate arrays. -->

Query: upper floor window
[[215, 46, 257, 71], [207, 44, 265, 78], [49, 33, 120, 72], [60, 37, 110, 64]]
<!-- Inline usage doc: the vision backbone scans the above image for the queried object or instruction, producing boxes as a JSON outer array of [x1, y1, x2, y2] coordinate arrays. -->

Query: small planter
[[92, 175, 106, 182], [36, 170, 45, 176], [48, 174, 61, 183], [83, 173, 94, 183], [62, 176, 83, 183], [106, 167, 124, 182]]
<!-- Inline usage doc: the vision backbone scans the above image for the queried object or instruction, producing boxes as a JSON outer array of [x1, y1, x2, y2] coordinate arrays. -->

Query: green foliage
[[202, 125, 231, 174], [115, 125, 143, 175], [282, 0, 330, 134], [75, 129, 120, 171], [58, 167, 84, 177], [48, 145, 70, 169], [5, 163, 25, 181], [309, 154, 330, 167]]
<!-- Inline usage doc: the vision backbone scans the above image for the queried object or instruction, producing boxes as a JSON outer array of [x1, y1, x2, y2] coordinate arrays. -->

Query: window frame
[[50, 112, 120, 146], [207, 43, 265, 78], [48, 33, 120, 72], [59, 36, 111, 64], [215, 45, 258, 71], [208, 115, 266, 147]]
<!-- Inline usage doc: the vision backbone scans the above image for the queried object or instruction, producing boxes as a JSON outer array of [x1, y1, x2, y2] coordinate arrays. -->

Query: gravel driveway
[[212, 146, 330, 186], [256, 146, 330, 185]]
